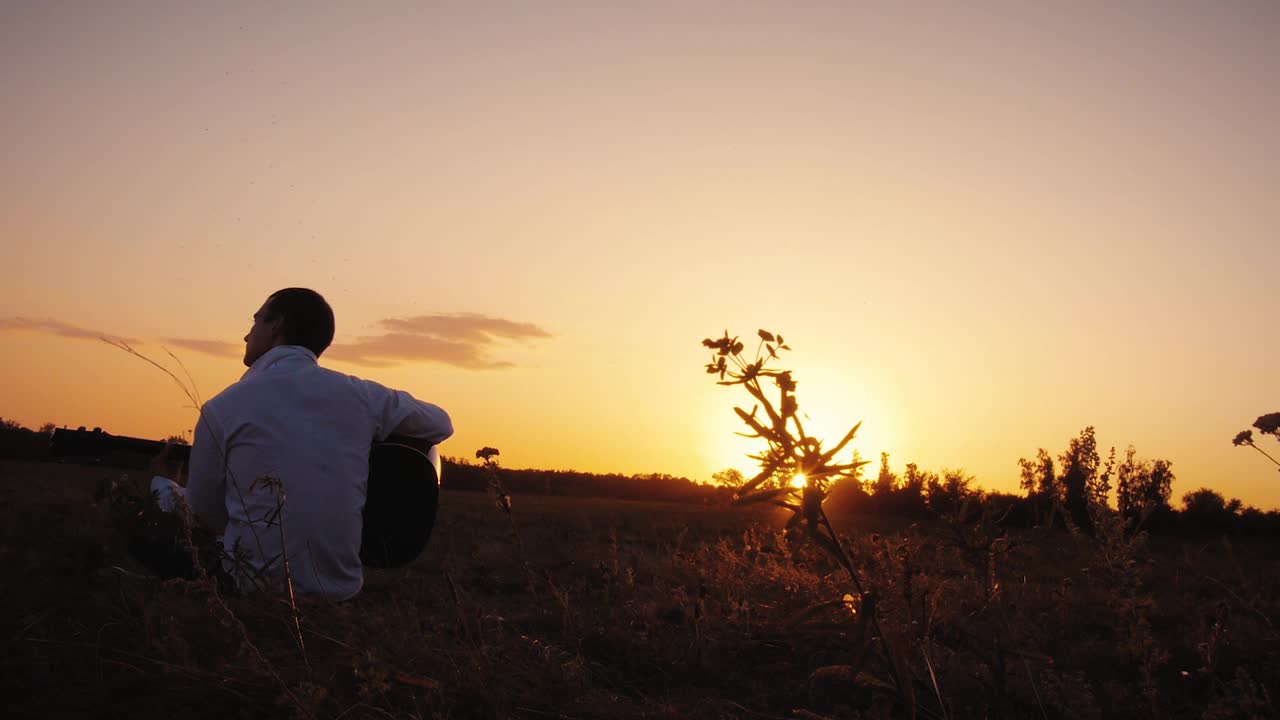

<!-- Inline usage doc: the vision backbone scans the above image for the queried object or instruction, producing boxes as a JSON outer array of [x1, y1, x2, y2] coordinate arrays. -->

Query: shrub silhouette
[[1181, 487, 1242, 533]]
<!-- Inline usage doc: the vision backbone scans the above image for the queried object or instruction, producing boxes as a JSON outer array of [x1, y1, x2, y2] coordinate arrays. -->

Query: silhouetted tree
[[1181, 488, 1241, 533], [1115, 446, 1175, 525], [1236, 505, 1277, 536], [711, 468, 745, 487], [874, 452, 896, 499], [1018, 448, 1056, 525], [849, 449, 869, 486], [1144, 459, 1175, 515], [888, 461, 927, 515], [825, 448, 872, 514], [926, 468, 973, 517], [1058, 426, 1101, 529], [0, 417, 50, 459], [1093, 445, 1116, 508], [1115, 446, 1140, 518], [1182, 487, 1227, 514]]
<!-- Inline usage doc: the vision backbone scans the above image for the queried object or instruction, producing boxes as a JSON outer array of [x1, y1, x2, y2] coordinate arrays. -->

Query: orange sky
[[3, 2, 1278, 507]]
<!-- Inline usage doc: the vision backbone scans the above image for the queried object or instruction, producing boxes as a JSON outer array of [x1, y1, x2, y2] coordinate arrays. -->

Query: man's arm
[[366, 380, 454, 445], [183, 408, 230, 530]]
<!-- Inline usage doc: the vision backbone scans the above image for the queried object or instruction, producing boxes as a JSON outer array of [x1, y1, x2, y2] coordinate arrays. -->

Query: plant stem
[[273, 489, 309, 670], [1245, 441, 1280, 468]]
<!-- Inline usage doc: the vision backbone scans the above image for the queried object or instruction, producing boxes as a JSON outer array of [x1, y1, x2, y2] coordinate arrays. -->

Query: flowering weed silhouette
[[1233, 412, 1280, 471], [700, 329, 937, 714]]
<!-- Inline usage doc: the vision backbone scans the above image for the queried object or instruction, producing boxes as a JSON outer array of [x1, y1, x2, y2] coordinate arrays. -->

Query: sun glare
[[790, 473, 807, 489]]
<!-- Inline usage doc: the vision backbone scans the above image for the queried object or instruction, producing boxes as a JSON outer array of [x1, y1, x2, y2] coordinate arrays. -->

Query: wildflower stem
[[272, 488, 309, 669], [1245, 441, 1280, 468], [163, 346, 204, 408]]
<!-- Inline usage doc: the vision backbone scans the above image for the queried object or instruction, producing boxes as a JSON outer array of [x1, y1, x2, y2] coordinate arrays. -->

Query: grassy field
[[3, 459, 1278, 719]]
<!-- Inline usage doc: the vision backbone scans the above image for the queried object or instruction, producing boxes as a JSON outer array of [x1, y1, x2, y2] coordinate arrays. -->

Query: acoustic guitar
[[49, 427, 439, 568]]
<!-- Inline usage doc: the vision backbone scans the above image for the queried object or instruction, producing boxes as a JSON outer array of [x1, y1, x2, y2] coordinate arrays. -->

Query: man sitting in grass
[[148, 287, 453, 600]]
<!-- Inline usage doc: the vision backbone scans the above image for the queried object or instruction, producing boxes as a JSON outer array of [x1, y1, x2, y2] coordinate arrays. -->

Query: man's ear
[[268, 316, 286, 344]]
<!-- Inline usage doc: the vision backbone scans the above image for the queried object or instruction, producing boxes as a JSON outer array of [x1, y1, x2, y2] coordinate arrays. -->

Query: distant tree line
[[815, 423, 1280, 538], [440, 456, 731, 504]]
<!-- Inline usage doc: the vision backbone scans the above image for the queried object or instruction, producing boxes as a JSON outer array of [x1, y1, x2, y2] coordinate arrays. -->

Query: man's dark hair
[[264, 288, 335, 357]]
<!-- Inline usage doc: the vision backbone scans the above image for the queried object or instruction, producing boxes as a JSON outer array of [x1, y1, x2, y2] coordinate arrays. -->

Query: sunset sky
[[3, 2, 1278, 507]]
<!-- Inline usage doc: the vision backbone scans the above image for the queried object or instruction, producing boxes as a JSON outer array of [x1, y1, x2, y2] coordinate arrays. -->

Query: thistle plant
[[476, 446, 511, 513], [476, 445, 551, 602], [701, 329, 867, 561], [701, 330, 924, 713]]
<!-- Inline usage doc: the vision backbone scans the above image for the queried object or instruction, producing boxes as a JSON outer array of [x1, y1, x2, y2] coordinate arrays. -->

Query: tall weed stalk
[[701, 329, 925, 715]]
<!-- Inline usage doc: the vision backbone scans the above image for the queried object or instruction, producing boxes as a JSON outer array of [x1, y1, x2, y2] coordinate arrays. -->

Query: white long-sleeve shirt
[[176, 345, 453, 600]]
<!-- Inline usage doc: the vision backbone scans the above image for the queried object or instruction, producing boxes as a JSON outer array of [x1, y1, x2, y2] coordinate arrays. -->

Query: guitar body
[[50, 428, 440, 569], [360, 439, 441, 568]]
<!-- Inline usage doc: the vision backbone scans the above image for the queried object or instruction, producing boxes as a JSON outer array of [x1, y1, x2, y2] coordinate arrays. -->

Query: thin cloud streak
[[326, 334, 515, 369], [0, 317, 141, 345], [378, 314, 553, 343], [162, 338, 241, 358], [328, 313, 552, 370]]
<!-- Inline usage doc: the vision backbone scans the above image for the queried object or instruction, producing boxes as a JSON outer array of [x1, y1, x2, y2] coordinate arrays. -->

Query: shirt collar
[[240, 345, 318, 381]]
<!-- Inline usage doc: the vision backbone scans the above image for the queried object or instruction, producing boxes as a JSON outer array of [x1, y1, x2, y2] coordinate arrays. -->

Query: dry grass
[[3, 458, 1279, 719]]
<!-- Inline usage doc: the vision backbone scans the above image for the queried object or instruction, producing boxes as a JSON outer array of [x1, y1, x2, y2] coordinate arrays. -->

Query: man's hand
[[149, 443, 185, 484]]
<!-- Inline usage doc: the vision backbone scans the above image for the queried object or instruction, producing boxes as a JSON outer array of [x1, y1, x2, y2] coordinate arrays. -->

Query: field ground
[[3, 459, 1278, 719]]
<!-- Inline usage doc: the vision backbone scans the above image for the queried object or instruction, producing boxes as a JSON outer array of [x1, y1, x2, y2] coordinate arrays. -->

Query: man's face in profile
[[243, 298, 281, 367]]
